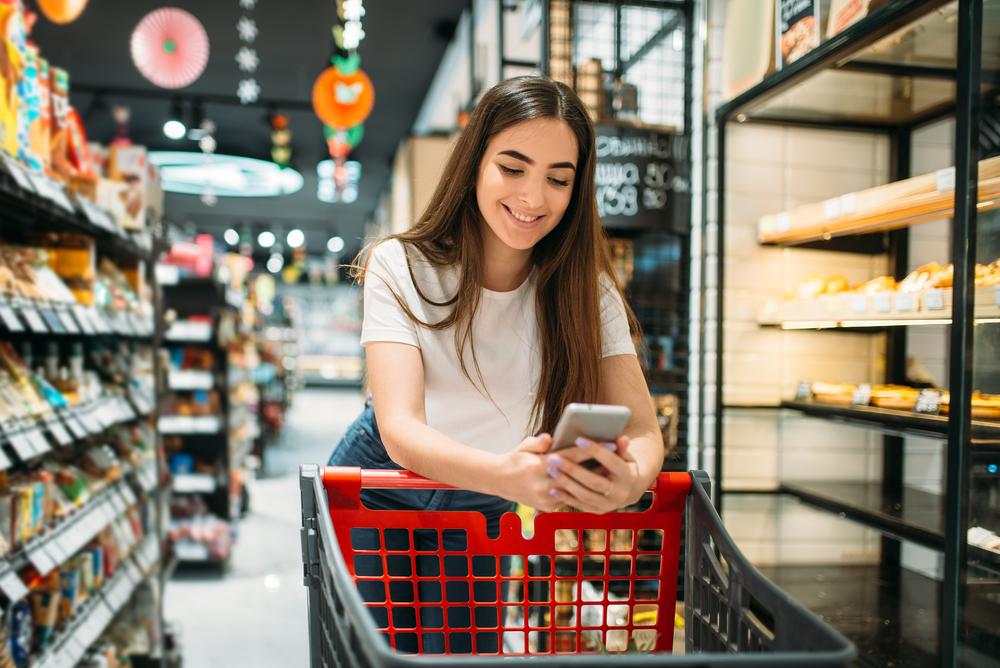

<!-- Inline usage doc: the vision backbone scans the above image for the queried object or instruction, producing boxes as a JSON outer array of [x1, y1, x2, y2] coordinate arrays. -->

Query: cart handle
[[336, 467, 663, 490]]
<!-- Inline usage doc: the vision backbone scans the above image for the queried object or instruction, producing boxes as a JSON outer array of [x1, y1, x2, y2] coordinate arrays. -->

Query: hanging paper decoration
[[312, 66, 374, 129], [130, 8, 210, 89], [235, 0, 260, 104], [37, 0, 88, 24], [270, 112, 292, 166]]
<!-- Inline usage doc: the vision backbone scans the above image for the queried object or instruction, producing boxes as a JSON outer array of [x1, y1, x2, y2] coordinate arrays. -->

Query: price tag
[[0, 570, 28, 602], [175, 541, 209, 561], [823, 198, 841, 220], [2, 155, 34, 192], [71, 305, 95, 334], [20, 305, 48, 333], [914, 389, 942, 415], [40, 307, 66, 333], [47, 420, 73, 446], [80, 410, 102, 434], [26, 428, 50, 455], [8, 430, 37, 460], [873, 293, 892, 314], [894, 293, 917, 312], [924, 289, 945, 311], [936, 167, 956, 192], [93, 312, 113, 335], [57, 309, 81, 334], [795, 380, 812, 401], [0, 304, 23, 332], [839, 193, 857, 215], [64, 414, 88, 439], [26, 541, 58, 575], [849, 294, 868, 315]]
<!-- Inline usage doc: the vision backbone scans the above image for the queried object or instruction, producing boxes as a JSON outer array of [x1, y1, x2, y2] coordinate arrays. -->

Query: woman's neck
[[481, 228, 533, 292]]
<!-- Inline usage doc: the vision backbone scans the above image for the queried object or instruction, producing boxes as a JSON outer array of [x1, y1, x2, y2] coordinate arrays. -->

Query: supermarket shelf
[[33, 534, 160, 668], [172, 472, 217, 494], [157, 415, 222, 435], [0, 393, 153, 467], [167, 370, 214, 391], [0, 152, 153, 263], [780, 399, 1000, 441], [759, 286, 1000, 330], [0, 297, 154, 339], [758, 157, 1000, 246]]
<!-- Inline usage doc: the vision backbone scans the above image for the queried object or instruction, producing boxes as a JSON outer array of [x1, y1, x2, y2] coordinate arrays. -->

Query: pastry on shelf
[[897, 262, 949, 292], [869, 385, 921, 411], [853, 275, 896, 294], [810, 381, 856, 405], [939, 391, 1000, 419]]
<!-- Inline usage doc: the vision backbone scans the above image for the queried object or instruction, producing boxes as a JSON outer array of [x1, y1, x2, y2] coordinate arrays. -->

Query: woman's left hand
[[544, 435, 644, 513]]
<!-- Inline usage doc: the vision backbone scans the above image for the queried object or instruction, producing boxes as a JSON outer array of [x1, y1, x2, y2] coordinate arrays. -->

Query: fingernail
[[546, 465, 559, 478], [602, 442, 618, 452], [548, 488, 561, 497], [575, 437, 592, 448], [547, 454, 562, 467]]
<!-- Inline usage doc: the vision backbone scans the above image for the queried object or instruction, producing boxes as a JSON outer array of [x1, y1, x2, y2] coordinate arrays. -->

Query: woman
[[328, 76, 665, 654]]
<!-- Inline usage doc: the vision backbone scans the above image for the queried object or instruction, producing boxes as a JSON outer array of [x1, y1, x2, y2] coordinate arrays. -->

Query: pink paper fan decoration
[[130, 8, 210, 89]]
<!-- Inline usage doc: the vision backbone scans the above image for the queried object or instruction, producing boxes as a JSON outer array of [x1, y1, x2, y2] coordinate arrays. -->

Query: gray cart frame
[[300, 465, 856, 667]]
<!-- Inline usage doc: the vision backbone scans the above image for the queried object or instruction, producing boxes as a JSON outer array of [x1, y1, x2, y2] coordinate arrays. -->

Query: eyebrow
[[498, 150, 576, 171]]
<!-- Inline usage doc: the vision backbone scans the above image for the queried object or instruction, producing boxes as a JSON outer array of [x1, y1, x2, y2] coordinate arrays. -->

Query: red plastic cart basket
[[300, 465, 855, 666]]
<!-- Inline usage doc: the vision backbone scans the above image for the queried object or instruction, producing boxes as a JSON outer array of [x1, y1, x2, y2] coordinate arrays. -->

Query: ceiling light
[[327, 236, 344, 253], [224, 228, 240, 245], [266, 253, 284, 273], [163, 119, 186, 140], [258, 230, 276, 248], [148, 151, 304, 197], [286, 229, 305, 248]]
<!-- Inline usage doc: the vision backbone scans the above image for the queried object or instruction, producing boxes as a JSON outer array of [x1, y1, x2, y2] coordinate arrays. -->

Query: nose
[[516, 175, 545, 211]]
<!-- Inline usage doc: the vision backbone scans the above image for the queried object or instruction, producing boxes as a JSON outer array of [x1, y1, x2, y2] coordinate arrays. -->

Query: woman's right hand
[[497, 433, 567, 512]]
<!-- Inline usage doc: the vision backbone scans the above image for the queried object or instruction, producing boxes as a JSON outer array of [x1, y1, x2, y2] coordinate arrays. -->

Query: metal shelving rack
[[708, 0, 998, 663], [0, 154, 167, 665]]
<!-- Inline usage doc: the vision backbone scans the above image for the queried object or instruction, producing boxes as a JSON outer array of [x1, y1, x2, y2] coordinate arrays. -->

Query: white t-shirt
[[360, 239, 636, 454]]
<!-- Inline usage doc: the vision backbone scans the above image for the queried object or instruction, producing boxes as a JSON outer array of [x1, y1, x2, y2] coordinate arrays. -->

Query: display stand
[[710, 0, 998, 663], [0, 153, 166, 665]]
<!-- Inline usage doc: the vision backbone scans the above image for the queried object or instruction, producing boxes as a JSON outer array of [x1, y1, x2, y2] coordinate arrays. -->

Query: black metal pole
[[713, 118, 726, 509], [540, 0, 550, 76], [942, 0, 983, 663], [497, 0, 505, 82]]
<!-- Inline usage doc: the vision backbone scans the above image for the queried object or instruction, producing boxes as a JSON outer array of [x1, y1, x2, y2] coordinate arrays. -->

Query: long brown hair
[[353, 76, 639, 434]]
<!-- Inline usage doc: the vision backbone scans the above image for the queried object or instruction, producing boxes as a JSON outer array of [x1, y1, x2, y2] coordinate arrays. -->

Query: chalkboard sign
[[775, 0, 821, 68], [594, 124, 690, 232]]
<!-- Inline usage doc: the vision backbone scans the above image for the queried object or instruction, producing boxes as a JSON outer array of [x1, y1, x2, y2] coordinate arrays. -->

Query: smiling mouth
[[503, 203, 543, 224]]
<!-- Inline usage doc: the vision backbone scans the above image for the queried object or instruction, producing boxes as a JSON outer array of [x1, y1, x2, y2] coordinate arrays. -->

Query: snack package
[[32, 54, 48, 171], [17, 42, 39, 170], [0, 2, 23, 158], [48, 65, 69, 177], [59, 567, 80, 623], [8, 600, 32, 668], [107, 144, 147, 230], [30, 572, 61, 652]]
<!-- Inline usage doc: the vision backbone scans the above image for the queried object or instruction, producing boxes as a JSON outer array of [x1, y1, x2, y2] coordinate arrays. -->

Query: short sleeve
[[360, 241, 420, 348], [599, 275, 636, 357]]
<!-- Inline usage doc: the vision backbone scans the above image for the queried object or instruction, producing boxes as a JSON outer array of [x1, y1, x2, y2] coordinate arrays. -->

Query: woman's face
[[475, 117, 578, 252]]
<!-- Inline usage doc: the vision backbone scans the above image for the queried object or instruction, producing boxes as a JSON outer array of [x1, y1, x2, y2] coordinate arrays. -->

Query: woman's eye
[[498, 165, 522, 176], [548, 177, 570, 187]]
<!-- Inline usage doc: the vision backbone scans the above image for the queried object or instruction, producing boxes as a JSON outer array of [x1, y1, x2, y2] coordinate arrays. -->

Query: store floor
[[165, 387, 366, 668]]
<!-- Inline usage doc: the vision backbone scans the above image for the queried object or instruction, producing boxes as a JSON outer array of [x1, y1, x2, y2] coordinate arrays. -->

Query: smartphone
[[550, 403, 631, 453]]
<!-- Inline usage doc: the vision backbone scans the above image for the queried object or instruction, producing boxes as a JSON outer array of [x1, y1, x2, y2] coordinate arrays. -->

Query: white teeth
[[506, 205, 540, 223]]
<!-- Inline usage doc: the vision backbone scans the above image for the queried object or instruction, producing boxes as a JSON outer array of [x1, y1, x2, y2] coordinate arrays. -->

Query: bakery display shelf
[[33, 535, 159, 668], [0, 153, 152, 264], [0, 472, 140, 585], [758, 157, 1000, 247], [0, 394, 152, 468], [157, 415, 223, 435], [760, 286, 1000, 330], [717, 0, 997, 127], [0, 297, 154, 340], [167, 370, 214, 392], [780, 399, 1000, 441]]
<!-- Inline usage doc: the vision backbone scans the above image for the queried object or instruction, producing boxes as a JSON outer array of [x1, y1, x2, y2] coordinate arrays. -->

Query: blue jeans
[[327, 404, 515, 654]]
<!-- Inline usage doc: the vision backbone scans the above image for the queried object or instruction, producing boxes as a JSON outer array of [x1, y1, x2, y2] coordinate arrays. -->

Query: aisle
[[165, 388, 365, 668]]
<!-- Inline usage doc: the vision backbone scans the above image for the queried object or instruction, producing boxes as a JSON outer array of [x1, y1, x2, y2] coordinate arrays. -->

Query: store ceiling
[[31, 0, 467, 255]]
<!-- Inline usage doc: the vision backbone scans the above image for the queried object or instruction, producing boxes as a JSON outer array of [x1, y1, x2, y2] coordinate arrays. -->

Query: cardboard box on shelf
[[46, 233, 95, 305], [108, 145, 148, 230]]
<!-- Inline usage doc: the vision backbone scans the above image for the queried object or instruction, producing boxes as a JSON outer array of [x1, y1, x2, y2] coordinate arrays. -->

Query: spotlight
[[286, 229, 305, 248], [163, 98, 186, 140], [258, 230, 276, 248], [266, 253, 284, 273], [327, 236, 344, 253], [224, 228, 240, 245]]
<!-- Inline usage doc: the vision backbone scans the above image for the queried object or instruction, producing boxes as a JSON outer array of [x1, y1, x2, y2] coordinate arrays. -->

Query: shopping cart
[[300, 465, 855, 666]]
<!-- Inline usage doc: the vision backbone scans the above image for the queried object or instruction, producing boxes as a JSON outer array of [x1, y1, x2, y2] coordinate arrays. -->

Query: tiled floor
[[164, 388, 365, 668]]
